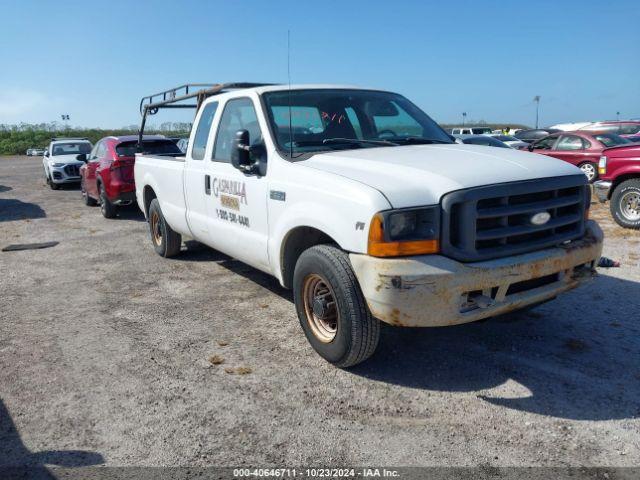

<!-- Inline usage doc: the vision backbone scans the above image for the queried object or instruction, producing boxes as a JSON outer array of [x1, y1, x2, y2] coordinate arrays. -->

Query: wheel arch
[[279, 226, 341, 289], [611, 173, 640, 199], [142, 185, 157, 218]]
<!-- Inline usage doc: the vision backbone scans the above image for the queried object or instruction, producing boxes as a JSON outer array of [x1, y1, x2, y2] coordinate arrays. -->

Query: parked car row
[[26, 148, 46, 156], [446, 122, 640, 230], [40, 99, 640, 236]]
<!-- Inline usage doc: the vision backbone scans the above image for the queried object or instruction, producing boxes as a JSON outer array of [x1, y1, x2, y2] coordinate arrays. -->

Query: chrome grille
[[441, 175, 589, 262]]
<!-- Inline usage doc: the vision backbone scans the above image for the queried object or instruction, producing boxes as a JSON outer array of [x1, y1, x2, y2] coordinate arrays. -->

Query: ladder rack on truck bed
[[137, 83, 275, 151]]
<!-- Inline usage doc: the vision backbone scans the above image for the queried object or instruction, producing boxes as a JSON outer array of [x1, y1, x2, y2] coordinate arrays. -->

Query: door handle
[[205, 175, 211, 195]]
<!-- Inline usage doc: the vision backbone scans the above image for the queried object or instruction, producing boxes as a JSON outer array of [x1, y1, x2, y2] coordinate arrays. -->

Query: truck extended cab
[[594, 143, 640, 229], [135, 83, 603, 367]]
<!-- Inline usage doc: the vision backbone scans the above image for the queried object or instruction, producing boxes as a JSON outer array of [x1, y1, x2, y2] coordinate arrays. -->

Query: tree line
[[0, 122, 192, 155], [0, 121, 531, 156]]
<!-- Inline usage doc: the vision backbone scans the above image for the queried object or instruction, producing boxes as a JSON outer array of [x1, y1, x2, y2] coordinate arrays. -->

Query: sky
[[1, 0, 639, 129]]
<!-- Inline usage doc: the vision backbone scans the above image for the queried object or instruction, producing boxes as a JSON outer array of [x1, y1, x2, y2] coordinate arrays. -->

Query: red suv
[[79, 135, 182, 218], [527, 131, 631, 183]]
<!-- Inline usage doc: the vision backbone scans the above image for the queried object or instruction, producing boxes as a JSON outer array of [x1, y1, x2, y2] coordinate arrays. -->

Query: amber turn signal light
[[367, 214, 439, 257]]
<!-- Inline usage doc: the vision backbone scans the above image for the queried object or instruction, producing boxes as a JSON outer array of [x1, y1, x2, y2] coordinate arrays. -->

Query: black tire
[[578, 162, 598, 183], [81, 179, 97, 206], [610, 179, 640, 229], [293, 244, 380, 368], [49, 178, 59, 190], [148, 198, 182, 257], [99, 182, 117, 218]]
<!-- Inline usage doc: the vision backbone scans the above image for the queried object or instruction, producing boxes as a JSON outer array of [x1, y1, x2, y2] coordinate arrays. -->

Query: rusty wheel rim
[[302, 273, 339, 343], [150, 210, 162, 245]]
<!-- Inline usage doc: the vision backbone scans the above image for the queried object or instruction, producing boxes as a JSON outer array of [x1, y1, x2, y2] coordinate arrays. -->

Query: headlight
[[598, 155, 607, 175], [51, 162, 66, 167], [368, 206, 440, 257]]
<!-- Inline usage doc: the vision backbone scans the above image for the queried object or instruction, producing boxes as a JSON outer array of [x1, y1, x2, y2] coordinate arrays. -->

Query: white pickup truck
[[134, 83, 603, 367]]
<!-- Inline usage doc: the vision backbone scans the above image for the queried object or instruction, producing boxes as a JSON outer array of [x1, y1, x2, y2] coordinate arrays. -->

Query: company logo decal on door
[[212, 177, 250, 228]]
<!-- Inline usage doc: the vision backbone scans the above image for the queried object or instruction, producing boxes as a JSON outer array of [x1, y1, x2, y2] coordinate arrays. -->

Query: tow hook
[[470, 294, 494, 309], [461, 292, 494, 313]]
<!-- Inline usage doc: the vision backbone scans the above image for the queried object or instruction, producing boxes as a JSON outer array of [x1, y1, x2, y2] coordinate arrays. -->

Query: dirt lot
[[1, 155, 639, 468]]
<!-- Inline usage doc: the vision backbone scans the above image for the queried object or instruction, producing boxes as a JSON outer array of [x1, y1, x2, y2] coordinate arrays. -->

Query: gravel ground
[[0, 155, 639, 468]]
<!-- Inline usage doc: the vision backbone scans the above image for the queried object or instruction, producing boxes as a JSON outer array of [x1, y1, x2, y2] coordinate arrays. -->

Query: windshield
[[594, 134, 630, 147], [471, 127, 493, 134], [52, 142, 92, 156], [262, 89, 452, 157]]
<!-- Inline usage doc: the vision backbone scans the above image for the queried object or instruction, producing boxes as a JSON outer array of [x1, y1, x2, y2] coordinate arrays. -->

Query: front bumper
[[350, 220, 603, 327], [593, 180, 612, 203]]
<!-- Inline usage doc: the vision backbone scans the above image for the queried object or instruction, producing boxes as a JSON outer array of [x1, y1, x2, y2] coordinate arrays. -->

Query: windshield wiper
[[294, 138, 398, 148], [389, 136, 452, 145]]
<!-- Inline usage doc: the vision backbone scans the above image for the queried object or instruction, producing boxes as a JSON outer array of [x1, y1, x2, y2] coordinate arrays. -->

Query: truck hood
[[301, 144, 582, 208], [603, 143, 640, 158]]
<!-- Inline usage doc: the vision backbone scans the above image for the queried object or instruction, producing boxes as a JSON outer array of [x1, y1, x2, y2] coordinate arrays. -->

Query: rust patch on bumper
[[350, 221, 604, 327]]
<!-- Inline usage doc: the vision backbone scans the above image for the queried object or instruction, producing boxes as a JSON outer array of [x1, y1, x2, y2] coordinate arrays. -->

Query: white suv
[[42, 138, 93, 190]]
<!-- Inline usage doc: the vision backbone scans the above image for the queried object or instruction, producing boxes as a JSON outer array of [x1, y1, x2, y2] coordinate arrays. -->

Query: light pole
[[616, 111, 620, 121], [462, 112, 467, 127], [533, 96, 540, 129], [61, 114, 70, 131]]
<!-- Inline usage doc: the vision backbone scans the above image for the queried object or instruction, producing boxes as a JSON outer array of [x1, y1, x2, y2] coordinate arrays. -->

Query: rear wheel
[[293, 244, 379, 368], [579, 162, 598, 183], [99, 182, 117, 218], [148, 198, 182, 257], [610, 179, 640, 229]]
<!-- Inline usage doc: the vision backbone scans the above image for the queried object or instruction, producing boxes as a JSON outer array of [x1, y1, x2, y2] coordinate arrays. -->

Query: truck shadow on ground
[[0, 185, 12, 193], [0, 399, 104, 476], [180, 241, 293, 301], [350, 273, 640, 421], [0, 198, 46, 222], [175, 243, 639, 421], [114, 205, 146, 222]]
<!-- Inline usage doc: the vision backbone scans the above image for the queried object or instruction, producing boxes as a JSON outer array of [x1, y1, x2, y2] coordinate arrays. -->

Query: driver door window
[[533, 136, 557, 150], [556, 135, 585, 151], [213, 98, 262, 162]]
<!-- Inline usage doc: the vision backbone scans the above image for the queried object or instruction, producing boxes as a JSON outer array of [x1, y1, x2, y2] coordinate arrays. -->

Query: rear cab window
[[191, 102, 219, 160]]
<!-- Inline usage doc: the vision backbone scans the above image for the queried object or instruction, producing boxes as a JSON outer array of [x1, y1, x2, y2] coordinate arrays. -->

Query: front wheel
[[293, 244, 380, 368], [81, 179, 97, 206], [579, 162, 598, 183], [148, 198, 182, 257], [610, 179, 640, 229]]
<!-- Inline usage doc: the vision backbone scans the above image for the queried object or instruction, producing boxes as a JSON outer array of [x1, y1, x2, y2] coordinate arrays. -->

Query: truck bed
[[134, 153, 190, 236]]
